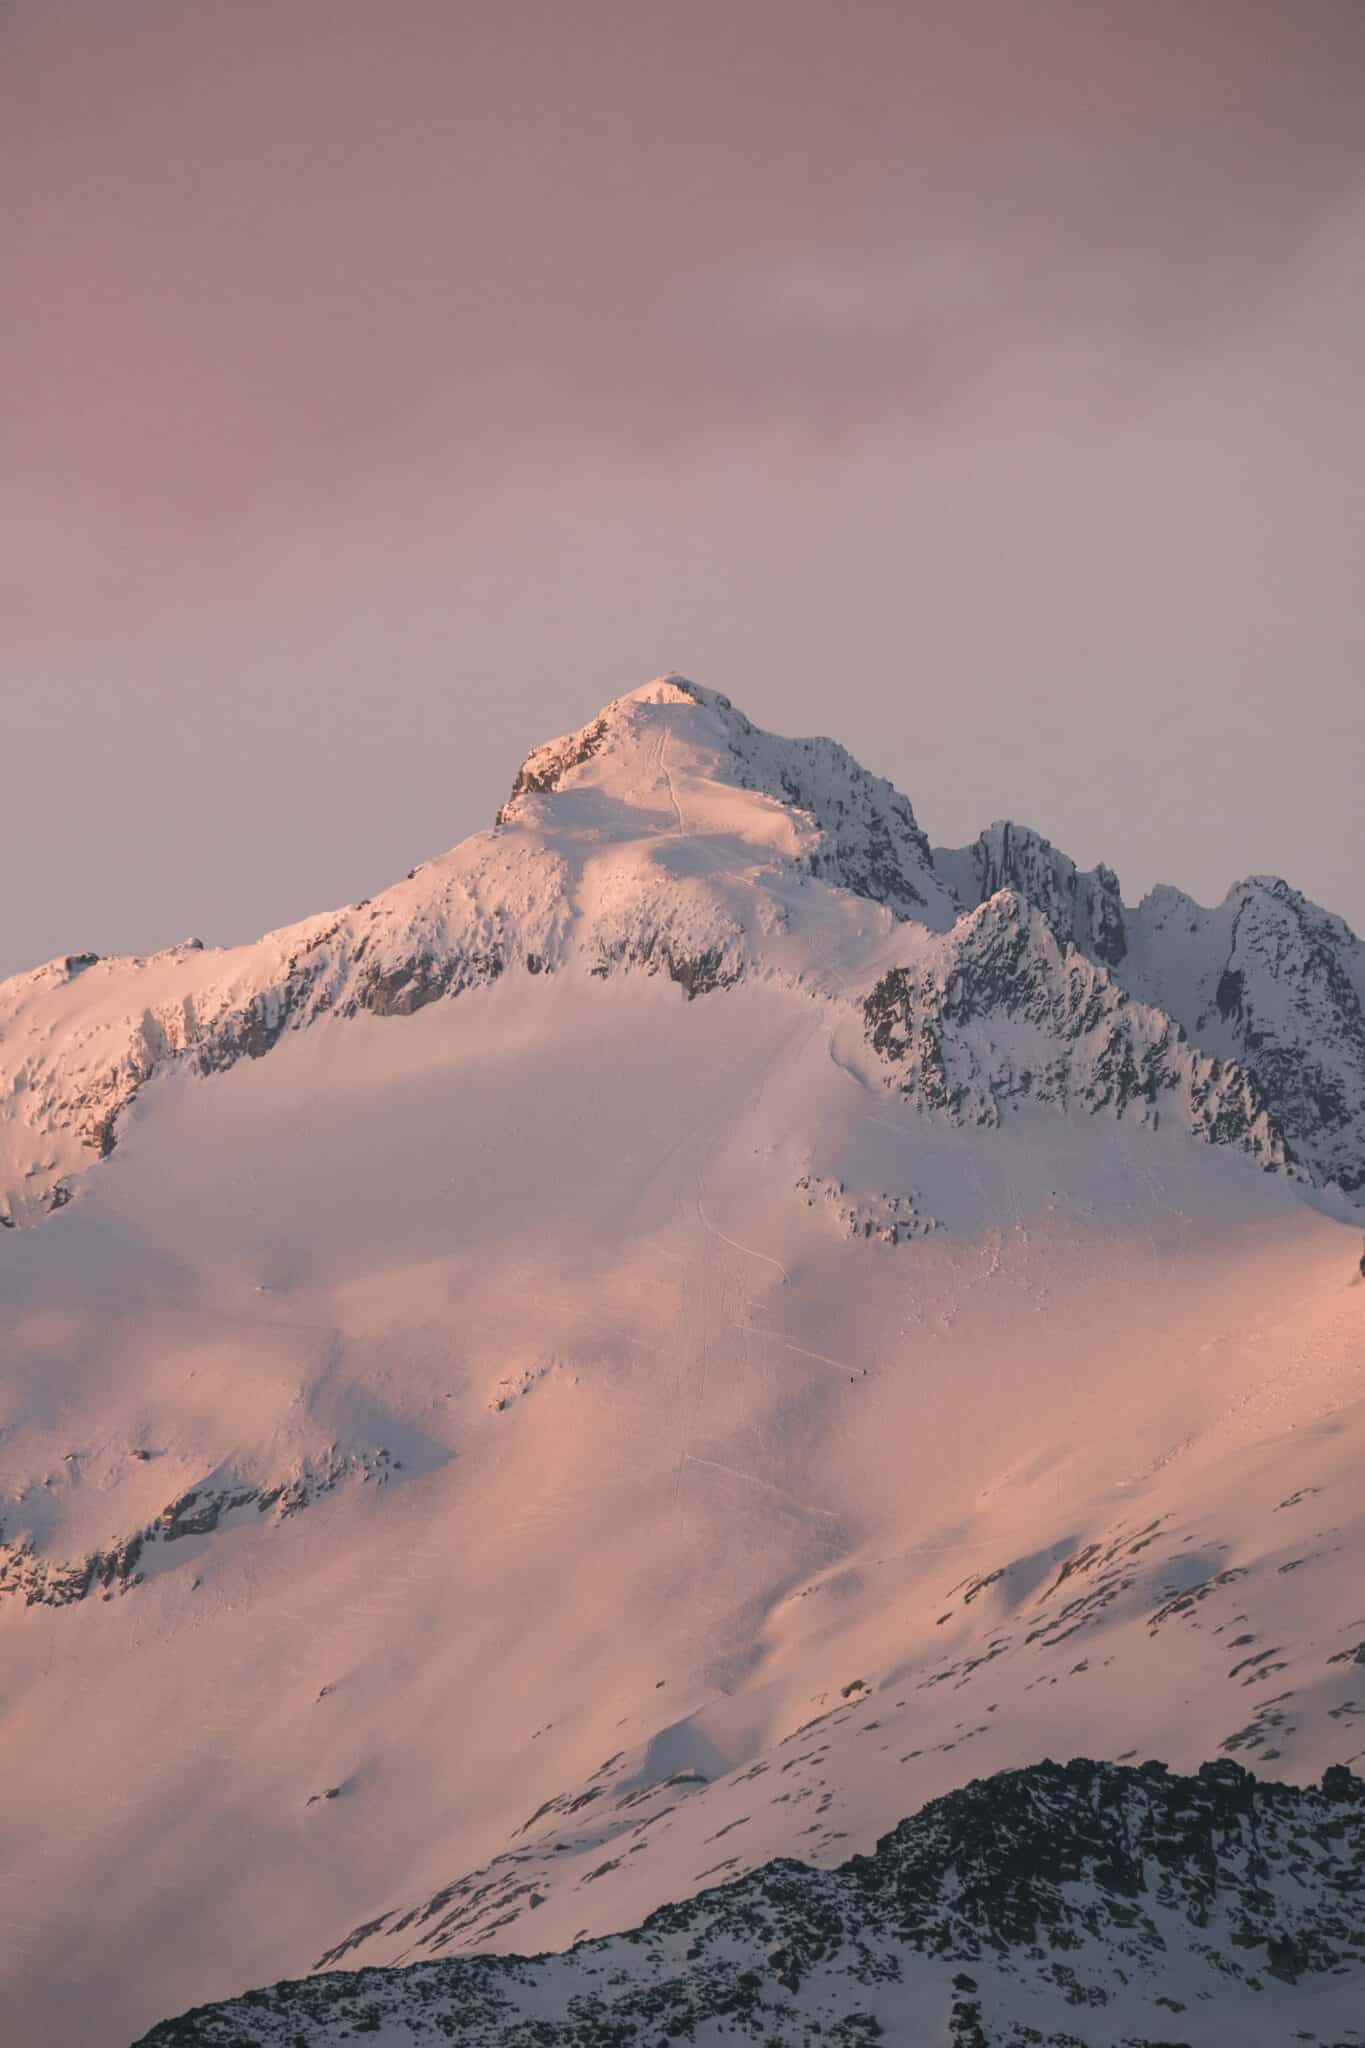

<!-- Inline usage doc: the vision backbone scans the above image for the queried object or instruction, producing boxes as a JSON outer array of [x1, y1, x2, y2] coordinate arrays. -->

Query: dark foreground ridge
[[134, 1757, 1365, 2047]]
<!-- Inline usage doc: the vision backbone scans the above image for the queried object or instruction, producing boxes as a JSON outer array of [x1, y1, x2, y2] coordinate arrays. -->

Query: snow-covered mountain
[[1, 677, 1363, 2047], [135, 1758, 1365, 2048], [1, 677, 1359, 1226]]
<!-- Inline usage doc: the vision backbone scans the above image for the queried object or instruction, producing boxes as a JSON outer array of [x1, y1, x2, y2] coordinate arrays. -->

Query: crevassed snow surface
[[0, 678, 1362, 2047]]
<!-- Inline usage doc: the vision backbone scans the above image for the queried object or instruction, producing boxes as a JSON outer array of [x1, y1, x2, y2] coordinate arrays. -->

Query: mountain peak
[[1, 672, 1362, 1221], [618, 671, 707, 705], [495, 674, 956, 927], [497, 673, 734, 819]]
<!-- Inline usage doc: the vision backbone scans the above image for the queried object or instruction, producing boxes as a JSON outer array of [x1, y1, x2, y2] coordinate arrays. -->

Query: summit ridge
[[0, 674, 1361, 1221]]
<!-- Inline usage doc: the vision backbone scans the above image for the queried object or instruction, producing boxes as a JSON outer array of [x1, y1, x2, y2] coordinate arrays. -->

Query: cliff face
[[934, 820, 1129, 967]]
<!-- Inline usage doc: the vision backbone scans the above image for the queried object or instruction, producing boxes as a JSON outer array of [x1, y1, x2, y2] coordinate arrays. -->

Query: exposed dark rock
[[863, 896, 1284, 1167], [499, 714, 612, 815], [935, 823, 1128, 967], [1131, 877, 1365, 1194], [588, 931, 742, 1000], [0, 1449, 398, 1611]]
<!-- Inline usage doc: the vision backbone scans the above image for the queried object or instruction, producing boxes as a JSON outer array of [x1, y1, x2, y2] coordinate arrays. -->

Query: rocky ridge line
[[131, 1756, 1365, 2046], [864, 893, 1286, 1164]]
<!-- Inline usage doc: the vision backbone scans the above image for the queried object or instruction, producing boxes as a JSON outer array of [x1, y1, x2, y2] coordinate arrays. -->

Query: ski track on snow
[[677, 1453, 840, 1521], [729, 1323, 869, 1381], [695, 1197, 791, 1284], [659, 729, 685, 837]]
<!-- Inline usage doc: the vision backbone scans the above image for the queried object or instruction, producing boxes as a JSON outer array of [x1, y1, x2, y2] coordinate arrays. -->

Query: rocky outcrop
[[0, 1449, 398, 1610], [863, 893, 1287, 1166], [497, 714, 611, 814], [1125, 876, 1365, 1193], [132, 1757, 1365, 2045], [796, 1172, 938, 1244], [931, 832, 1364, 1197], [936, 821, 1128, 966]]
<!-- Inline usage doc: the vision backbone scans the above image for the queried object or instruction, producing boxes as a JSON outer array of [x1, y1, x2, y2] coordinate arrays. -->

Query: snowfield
[[0, 678, 1361, 2045]]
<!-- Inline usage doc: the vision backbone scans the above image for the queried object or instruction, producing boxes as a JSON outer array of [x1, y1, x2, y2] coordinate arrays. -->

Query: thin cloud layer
[[6, 0, 1365, 622]]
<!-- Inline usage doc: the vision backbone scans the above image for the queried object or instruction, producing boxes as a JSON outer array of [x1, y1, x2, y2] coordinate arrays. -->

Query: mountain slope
[[1, 676, 1363, 2048], [3, 974, 1362, 2046], [135, 1758, 1365, 2048]]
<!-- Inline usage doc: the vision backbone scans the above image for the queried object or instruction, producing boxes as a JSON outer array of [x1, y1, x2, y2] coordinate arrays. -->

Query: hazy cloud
[[3, 2, 1363, 975], [6, 1, 1364, 620]]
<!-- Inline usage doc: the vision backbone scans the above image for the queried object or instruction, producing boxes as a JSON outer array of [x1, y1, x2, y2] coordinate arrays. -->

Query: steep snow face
[[134, 1759, 1365, 2047], [0, 847, 566, 1223]]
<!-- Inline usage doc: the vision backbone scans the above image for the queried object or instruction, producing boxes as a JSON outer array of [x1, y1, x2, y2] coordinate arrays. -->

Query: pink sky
[[4, 1, 1364, 973]]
